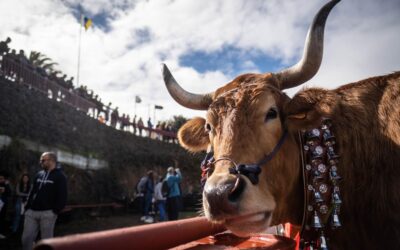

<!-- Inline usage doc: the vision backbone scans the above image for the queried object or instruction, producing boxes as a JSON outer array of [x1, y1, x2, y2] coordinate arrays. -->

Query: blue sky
[[1, 0, 399, 122], [180, 46, 284, 75]]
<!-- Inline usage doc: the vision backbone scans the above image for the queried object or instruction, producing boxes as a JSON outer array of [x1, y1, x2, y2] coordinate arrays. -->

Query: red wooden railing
[[34, 217, 226, 250], [34, 217, 297, 250], [1, 54, 178, 139]]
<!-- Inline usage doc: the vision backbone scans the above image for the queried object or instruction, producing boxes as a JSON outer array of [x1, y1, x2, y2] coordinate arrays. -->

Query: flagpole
[[134, 100, 137, 117], [76, 14, 83, 88], [153, 105, 156, 125]]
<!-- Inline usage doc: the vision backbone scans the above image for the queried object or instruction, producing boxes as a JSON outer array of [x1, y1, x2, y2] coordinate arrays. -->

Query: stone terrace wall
[[0, 77, 202, 204]]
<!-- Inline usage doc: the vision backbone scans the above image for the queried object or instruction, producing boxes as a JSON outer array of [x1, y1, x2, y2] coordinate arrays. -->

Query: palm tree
[[28, 51, 59, 75]]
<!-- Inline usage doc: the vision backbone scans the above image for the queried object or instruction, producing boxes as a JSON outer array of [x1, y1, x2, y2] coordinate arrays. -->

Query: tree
[[28, 51, 59, 75], [168, 115, 188, 131]]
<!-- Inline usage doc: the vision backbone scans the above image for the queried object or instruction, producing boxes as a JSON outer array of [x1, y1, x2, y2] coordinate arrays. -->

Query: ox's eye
[[265, 108, 278, 122]]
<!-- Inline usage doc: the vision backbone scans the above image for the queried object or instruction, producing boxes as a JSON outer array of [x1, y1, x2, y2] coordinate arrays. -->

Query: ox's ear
[[283, 88, 338, 131], [178, 117, 210, 153]]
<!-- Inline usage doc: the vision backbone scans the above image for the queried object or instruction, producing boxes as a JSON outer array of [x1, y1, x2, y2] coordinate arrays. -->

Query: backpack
[[161, 180, 170, 198], [136, 177, 148, 194]]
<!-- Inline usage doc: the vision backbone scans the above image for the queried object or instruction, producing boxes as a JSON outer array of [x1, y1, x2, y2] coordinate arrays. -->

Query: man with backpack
[[165, 167, 182, 221]]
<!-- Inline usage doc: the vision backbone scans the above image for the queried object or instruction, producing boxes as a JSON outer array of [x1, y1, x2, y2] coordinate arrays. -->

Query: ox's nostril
[[228, 176, 246, 202]]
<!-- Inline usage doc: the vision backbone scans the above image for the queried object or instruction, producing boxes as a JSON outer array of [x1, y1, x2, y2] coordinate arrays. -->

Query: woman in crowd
[[11, 173, 31, 234]]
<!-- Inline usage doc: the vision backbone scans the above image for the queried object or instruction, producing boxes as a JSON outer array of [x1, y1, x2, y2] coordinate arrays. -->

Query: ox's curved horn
[[275, 0, 340, 90], [162, 64, 213, 110]]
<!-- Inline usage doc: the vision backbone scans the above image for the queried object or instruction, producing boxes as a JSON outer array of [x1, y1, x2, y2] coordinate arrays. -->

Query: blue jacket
[[166, 170, 181, 198]]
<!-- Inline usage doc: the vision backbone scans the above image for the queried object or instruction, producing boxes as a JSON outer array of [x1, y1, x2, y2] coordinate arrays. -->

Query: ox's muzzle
[[203, 174, 246, 220]]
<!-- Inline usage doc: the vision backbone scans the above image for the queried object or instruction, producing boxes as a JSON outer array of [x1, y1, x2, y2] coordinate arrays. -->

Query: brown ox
[[162, 0, 400, 249]]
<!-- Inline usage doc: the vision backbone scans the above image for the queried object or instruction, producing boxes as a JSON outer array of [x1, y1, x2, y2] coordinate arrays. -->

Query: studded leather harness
[[297, 119, 342, 250]]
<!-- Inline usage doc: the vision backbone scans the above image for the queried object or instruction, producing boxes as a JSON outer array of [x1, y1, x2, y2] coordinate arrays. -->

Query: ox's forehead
[[209, 73, 281, 110], [214, 73, 278, 98], [205, 77, 283, 127]]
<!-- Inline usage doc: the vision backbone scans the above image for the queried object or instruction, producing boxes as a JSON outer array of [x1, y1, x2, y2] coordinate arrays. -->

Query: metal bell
[[314, 190, 324, 203], [319, 231, 329, 250], [332, 191, 342, 204], [312, 211, 323, 228], [327, 146, 339, 160], [323, 129, 335, 145], [313, 169, 323, 180], [330, 168, 342, 181], [331, 209, 342, 228]]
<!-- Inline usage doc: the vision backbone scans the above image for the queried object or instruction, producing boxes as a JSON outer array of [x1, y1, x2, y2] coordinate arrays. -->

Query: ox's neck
[[270, 133, 304, 226]]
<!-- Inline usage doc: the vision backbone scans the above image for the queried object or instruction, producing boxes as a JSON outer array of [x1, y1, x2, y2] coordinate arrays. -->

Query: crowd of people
[[103, 114, 178, 142], [135, 167, 183, 224], [0, 152, 68, 250], [0, 37, 178, 142], [0, 151, 186, 249]]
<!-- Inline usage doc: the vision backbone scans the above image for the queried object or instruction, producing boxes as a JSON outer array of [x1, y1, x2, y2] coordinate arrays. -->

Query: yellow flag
[[83, 16, 92, 31]]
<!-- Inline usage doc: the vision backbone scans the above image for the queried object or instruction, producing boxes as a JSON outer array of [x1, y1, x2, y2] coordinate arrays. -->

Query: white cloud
[[0, 0, 399, 123]]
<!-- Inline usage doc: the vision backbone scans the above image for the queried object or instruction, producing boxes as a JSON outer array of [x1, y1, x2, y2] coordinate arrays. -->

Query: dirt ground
[[0, 211, 198, 250]]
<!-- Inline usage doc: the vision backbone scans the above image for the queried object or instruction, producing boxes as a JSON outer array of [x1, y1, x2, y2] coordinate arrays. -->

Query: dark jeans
[[136, 196, 145, 215], [11, 197, 23, 233], [167, 196, 180, 221], [144, 193, 153, 216], [156, 200, 166, 221]]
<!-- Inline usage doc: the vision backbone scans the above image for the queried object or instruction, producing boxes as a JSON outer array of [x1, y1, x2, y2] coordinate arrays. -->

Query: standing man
[[22, 152, 67, 250], [142, 171, 154, 224], [132, 115, 137, 135], [137, 117, 144, 136], [166, 167, 182, 221], [0, 37, 11, 55]]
